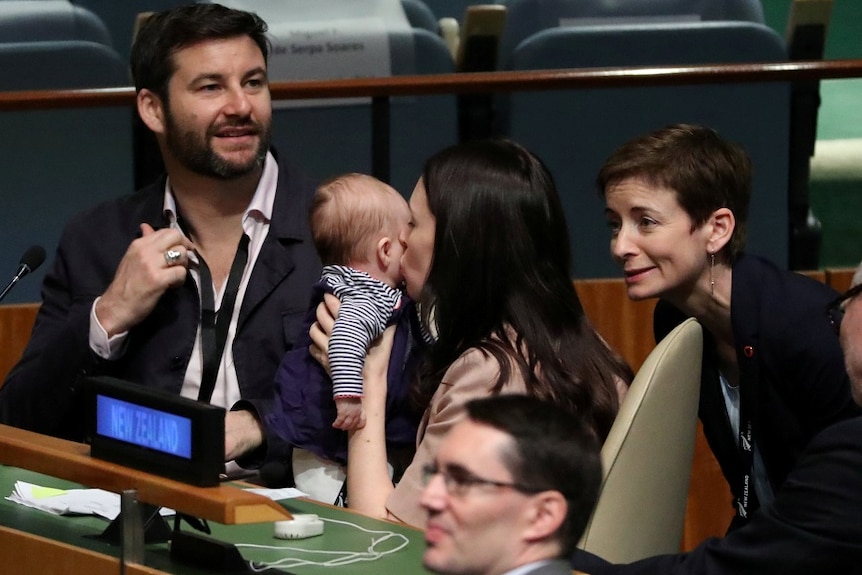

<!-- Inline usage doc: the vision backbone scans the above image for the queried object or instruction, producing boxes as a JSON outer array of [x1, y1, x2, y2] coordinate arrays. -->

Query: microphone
[[0, 245, 46, 303]]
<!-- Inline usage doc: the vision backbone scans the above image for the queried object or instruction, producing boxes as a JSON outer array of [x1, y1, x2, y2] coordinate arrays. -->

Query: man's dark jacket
[[573, 415, 862, 575], [0, 151, 321, 453]]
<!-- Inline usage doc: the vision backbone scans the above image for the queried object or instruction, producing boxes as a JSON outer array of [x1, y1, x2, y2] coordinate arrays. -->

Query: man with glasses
[[834, 271, 862, 405], [419, 394, 602, 575], [574, 263, 862, 574]]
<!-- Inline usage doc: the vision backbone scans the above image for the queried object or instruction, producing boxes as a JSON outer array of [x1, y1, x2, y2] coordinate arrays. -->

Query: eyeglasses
[[827, 283, 862, 334], [421, 462, 540, 497]]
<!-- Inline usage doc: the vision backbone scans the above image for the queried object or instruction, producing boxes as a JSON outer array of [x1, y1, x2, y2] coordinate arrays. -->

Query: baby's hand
[[333, 397, 366, 431]]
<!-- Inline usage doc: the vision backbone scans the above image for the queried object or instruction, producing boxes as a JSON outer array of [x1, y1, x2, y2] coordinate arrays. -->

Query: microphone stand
[[0, 266, 29, 303]]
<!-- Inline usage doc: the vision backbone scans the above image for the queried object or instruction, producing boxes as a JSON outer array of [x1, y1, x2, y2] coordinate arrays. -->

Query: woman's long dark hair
[[414, 139, 632, 441]]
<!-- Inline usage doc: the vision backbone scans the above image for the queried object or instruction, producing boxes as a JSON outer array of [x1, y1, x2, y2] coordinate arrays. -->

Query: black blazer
[[653, 254, 859, 526], [574, 416, 862, 575], [0, 150, 322, 445]]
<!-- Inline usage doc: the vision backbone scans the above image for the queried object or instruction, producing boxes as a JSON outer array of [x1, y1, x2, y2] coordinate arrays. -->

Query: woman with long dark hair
[[329, 139, 632, 526]]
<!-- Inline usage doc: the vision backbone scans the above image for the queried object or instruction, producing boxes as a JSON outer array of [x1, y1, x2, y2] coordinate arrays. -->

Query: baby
[[267, 173, 418, 503], [310, 173, 410, 430]]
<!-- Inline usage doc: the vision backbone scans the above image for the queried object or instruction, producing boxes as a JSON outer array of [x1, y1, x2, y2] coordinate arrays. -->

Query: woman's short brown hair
[[597, 124, 752, 262]]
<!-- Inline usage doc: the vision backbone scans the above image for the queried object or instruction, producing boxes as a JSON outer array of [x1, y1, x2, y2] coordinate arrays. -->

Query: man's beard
[[164, 109, 271, 180]]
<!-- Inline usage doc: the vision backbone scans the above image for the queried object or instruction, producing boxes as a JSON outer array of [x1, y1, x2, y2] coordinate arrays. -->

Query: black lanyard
[[196, 234, 250, 404], [734, 344, 759, 520], [735, 402, 758, 520]]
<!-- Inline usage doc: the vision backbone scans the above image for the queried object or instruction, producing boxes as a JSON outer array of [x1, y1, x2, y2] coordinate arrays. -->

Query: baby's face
[[385, 198, 412, 287]]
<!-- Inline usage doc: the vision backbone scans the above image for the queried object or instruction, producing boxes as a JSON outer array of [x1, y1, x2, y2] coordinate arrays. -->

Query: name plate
[[217, 0, 411, 108], [88, 376, 224, 487]]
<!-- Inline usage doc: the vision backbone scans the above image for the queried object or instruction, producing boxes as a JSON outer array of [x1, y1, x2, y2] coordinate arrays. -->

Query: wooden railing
[[0, 303, 38, 384], [2, 59, 862, 182], [3, 59, 862, 110]]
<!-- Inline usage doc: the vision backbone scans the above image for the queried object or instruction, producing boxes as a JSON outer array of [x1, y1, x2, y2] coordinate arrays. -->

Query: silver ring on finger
[[164, 249, 182, 267]]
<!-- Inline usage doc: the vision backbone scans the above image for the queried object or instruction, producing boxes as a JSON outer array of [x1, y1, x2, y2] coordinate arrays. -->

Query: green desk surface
[[0, 465, 430, 574]]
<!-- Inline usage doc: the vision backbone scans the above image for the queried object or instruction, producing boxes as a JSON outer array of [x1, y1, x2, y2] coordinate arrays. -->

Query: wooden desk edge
[[0, 424, 292, 524], [0, 525, 164, 575]]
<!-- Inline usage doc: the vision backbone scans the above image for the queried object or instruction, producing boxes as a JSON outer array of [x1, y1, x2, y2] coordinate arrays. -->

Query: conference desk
[[0, 465, 429, 574]]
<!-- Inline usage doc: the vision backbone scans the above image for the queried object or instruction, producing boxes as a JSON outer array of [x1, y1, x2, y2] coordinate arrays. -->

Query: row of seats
[[500, 19, 791, 278], [498, 0, 766, 68], [418, 0, 813, 276], [0, 2, 135, 304], [0, 0, 775, 67], [420, 0, 796, 278], [0, 0, 110, 44], [0, 0, 809, 300], [0, 1, 127, 89]]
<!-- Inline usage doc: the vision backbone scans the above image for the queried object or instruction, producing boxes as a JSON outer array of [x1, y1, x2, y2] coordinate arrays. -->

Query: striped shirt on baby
[[322, 265, 402, 398]]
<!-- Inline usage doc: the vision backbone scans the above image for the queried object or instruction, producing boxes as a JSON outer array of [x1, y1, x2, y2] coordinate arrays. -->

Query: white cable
[[236, 516, 412, 570]]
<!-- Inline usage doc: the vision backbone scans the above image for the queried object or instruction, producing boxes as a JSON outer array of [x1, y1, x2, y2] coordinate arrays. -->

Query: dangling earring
[[709, 252, 716, 297]]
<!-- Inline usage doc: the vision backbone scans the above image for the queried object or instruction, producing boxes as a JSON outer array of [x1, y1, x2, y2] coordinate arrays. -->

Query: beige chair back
[[578, 318, 703, 562]]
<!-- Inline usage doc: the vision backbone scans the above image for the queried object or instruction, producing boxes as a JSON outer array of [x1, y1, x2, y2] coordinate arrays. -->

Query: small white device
[[273, 514, 325, 540]]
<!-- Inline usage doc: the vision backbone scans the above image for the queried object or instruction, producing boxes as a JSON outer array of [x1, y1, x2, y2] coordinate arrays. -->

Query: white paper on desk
[[244, 487, 308, 501], [7, 480, 175, 520]]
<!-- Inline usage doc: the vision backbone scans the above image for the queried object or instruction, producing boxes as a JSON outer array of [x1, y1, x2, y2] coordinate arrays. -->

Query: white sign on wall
[[216, 0, 412, 108]]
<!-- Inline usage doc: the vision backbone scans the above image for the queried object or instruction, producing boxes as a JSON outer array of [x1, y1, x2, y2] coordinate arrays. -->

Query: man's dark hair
[[465, 394, 603, 556], [130, 3, 269, 102]]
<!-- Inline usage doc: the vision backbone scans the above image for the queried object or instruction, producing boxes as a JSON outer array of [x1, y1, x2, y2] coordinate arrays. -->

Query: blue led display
[[96, 395, 193, 459]]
